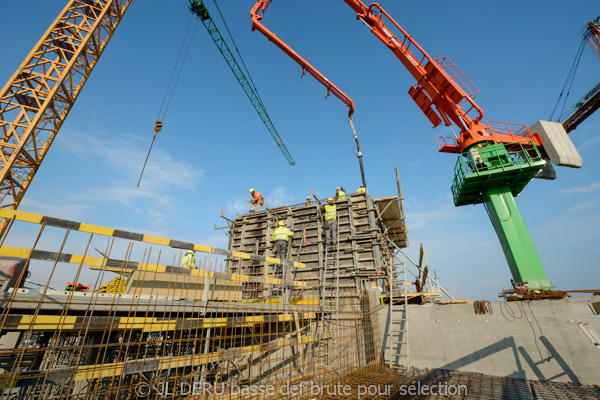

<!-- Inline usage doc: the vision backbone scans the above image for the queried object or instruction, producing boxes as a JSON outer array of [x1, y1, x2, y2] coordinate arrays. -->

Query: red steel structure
[[251, 1, 355, 117], [251, 0, 542, 155]]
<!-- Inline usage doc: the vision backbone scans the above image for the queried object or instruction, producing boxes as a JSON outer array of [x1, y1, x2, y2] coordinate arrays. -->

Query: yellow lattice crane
[[0, 0, 132, 235]]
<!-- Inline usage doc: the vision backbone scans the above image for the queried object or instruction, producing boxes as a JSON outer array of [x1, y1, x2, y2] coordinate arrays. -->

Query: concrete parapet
[[378, 296, 600, 385]]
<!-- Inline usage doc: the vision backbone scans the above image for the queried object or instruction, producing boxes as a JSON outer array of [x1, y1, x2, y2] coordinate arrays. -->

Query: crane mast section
[[251, 0, 355, 116], [191, 1, 295, 165], [0, 0, 132, 215]]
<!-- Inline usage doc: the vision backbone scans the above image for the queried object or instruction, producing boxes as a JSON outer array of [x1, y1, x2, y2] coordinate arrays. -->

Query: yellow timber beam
[[0, 245, 307, 288], [5, 312, 317, 332], [0, 209, 304, 269]]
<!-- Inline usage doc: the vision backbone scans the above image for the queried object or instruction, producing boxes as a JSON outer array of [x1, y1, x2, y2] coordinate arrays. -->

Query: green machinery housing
[[451, 141, 551, 290]]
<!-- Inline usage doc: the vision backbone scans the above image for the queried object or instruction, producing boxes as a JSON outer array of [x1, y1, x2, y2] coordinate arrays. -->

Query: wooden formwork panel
[[227, 193, 393, 300]]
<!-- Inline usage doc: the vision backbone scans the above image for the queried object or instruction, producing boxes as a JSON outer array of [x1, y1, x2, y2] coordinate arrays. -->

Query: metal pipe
[[349, 116, 368, 189]]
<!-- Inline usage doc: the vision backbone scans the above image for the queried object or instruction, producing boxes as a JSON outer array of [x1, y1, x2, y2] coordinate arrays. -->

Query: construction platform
[[0, 193, 403, 399]]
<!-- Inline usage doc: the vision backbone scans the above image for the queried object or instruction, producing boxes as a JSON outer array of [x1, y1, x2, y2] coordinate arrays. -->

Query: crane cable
[[137, 15, 199, 187], [212, 0, 267, 110], [550, 37, 587, 123]]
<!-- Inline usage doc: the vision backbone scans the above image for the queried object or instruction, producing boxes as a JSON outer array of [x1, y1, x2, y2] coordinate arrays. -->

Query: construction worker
[[357, 184, 366, 194], [271, 220, 294, 266], [247, 188, 264, 212], [322, 197, 337, 246], [181, 250, 196, 269], [305, 196, 312, 206], [335, 187, 346, 201]]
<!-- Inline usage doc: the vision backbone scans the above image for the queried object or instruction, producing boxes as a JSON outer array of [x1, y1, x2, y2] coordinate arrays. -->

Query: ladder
[[320, 240, 341, 309], [315, 239, 340, 371], [388, 254, 409, 369]]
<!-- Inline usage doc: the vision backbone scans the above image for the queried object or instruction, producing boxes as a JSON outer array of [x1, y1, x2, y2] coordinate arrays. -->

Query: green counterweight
[[451, 141, 552, 290]]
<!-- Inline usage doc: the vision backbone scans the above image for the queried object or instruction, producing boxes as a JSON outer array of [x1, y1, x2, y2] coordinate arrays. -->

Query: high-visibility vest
[[272, 226, 293, 241], [337, 190, 346, 201], [324, 204, 337, 221], [252, 191, 264, 204], [182, 252, 196, 269], [357, 187, 365, 193]]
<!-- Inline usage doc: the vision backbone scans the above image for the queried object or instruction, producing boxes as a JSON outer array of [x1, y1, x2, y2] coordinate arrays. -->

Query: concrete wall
[[378, 296, 600, 385]]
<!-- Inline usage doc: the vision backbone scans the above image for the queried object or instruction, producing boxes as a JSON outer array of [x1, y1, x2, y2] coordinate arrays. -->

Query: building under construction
[[0, 0, 599, 399], [0, 191, 400, 399]]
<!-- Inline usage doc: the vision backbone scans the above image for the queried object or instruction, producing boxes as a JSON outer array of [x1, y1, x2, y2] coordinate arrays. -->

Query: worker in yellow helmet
[[322, 197, 337, 246], [271, 220, 294, 275], [247, 188, 264, 213], [181, 250, 196, 269], [357, 184, 366, 194], [305, 196, 312, 206], [335, 186, 346, 201]]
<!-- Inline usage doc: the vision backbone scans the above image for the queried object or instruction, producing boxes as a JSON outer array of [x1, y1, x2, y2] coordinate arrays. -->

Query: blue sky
[[0, 0, 598, 300]]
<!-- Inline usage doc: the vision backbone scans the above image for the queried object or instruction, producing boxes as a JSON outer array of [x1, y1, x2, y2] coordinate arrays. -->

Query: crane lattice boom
[[191, 0, 295, 165], [0, 0, 132, 232]]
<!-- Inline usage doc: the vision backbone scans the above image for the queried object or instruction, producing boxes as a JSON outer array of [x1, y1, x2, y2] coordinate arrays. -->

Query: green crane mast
[[189, 0, 295, 165]]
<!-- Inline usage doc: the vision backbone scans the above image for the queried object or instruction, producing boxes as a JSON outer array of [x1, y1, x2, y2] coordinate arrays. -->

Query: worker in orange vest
[[247, 188, 264, 212]]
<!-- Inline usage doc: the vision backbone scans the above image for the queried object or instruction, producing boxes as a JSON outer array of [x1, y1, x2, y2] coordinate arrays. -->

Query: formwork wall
[[227, 192, 395, 305]]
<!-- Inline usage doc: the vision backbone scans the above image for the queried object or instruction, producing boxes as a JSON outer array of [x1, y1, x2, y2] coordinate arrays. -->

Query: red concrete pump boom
[[251, 0, 355, 117], [251, 0, 368, 189], [252, 0, 542, 155], [340, 0, 542, 153]]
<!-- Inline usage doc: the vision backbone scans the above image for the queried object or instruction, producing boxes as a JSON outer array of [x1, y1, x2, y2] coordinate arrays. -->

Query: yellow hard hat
[[186, 250, 193, 254], [336, 187, 340, 190], [249, 188, 254, 193], [328, 197, 333, 201], [278, 220, 284, 226], [307, 196, 311, 199]]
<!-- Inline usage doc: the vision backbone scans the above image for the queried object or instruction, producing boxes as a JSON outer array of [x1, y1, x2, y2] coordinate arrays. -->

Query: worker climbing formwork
[[271, 220, 294, 270], [322, 197, 338, 247]]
